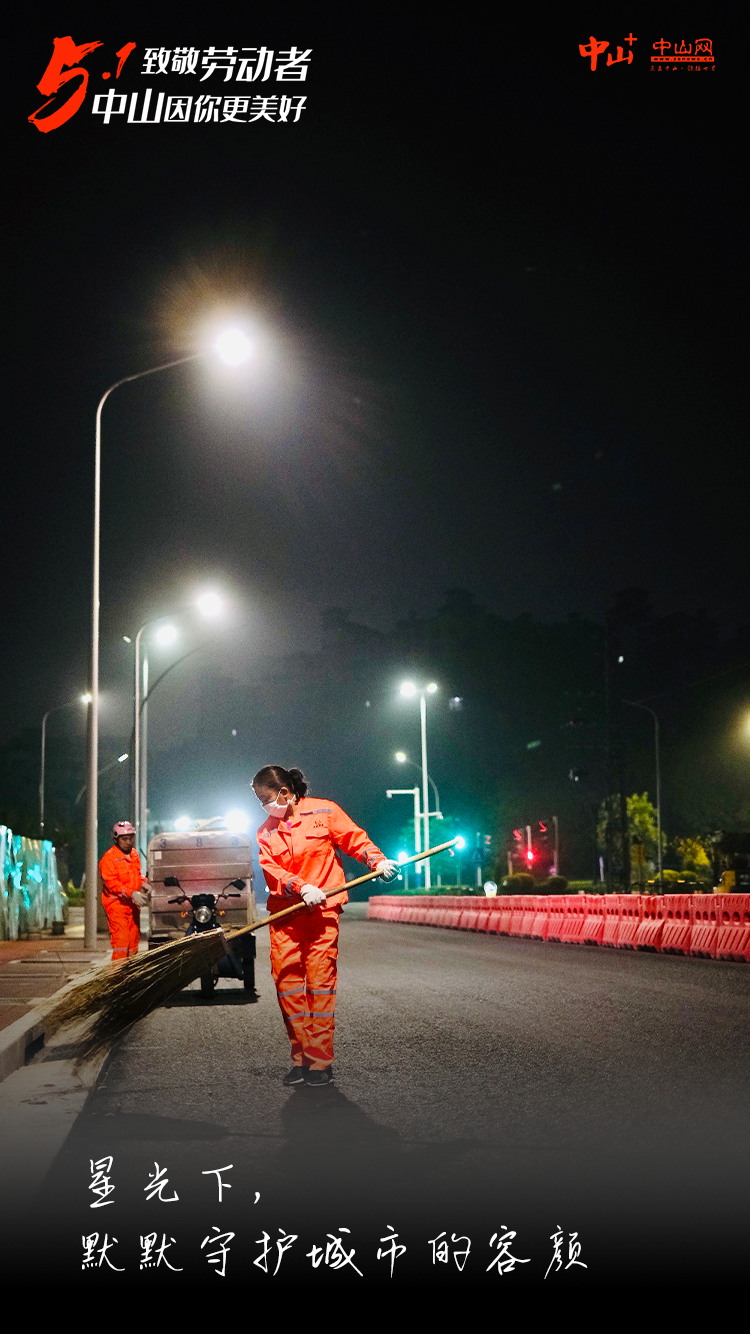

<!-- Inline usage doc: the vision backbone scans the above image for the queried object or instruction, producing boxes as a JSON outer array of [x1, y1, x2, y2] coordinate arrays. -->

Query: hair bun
[[287, 767, 309, 798]]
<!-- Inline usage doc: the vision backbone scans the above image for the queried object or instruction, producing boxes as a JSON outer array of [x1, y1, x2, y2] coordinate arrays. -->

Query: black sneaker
[[304, 1068, 334, 1087], [282, 1066, 306, 1086]]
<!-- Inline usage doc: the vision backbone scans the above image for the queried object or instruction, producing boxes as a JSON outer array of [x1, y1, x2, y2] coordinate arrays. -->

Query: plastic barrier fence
[[366, 893, 750, 963]]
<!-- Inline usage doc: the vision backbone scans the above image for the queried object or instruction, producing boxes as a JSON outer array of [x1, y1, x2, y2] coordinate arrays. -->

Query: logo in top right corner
[[652, 38, 715, 70]]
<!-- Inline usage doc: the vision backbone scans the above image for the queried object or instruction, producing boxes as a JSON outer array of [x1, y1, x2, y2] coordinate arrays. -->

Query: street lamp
[[398, 680, 438, 888], [39, 694, 90, 837], [86, 339, 251, 949], [132, 592, 228, 854], [386, 787, 422, 860], [75, 752, 128, 806], [135, 619, 178, 857], [394, 751, 442, 820], [623, 699, 662, 884]]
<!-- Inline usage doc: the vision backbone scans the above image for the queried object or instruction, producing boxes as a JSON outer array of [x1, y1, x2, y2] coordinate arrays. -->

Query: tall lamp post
[[85, 331, 252, 950], [399, 681, 438, 888], [134, 619, 178, 855], [386, 787, 422, 857], [133, 593, 224, 856], [394, 752, 442, 816], [40, 693, 91, 837], [623, 699, 662, 884], [75, 752, 129, 806]]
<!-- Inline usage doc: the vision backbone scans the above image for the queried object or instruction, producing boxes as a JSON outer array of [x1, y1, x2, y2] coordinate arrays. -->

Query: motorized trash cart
[[147, 828, 258, 997]]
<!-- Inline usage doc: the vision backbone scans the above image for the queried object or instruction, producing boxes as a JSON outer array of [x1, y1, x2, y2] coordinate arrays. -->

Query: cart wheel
[[200, 970, 219, 996]]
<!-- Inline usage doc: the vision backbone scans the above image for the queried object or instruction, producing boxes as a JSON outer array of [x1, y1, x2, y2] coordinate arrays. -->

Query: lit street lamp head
[[395, 751, 407, 762], [216, 329, 253, 365], [196, 591, 223, 618], [400, 681, 417, 697], [155, 623, 178, 647]]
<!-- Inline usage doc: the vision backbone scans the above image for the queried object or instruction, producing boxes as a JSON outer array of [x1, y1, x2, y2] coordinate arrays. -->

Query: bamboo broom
[[42, 837, 463, 1055]]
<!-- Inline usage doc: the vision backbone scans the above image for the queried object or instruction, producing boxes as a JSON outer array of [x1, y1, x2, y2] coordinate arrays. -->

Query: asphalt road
[[13, 907, 750, 1293]]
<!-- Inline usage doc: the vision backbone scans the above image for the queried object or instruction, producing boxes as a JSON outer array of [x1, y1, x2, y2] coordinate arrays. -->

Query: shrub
[[65, 880, 85, 906], [541, 875, 569, 893], [500, 873, 536, 894]]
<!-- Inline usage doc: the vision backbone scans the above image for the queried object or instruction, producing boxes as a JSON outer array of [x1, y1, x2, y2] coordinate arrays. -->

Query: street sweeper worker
[[252, 765, 398, 1087], [99, 821, 150, 963]]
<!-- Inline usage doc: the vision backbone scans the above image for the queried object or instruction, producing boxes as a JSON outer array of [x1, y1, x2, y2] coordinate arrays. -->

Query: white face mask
[[262, 793, 289, 819]]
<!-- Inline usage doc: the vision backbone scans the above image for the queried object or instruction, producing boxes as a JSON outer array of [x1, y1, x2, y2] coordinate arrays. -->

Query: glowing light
[[80, 693, 92, 705], [117, 753, 128, 763], [426, 682, 438, 694], [400, 681, 417, 697], [122, 635, 132, 644], [196, 591, 223, 618], [395, 751, 407, 763], [397, 852, 408, 864], [155, 624, 178, 647], [527, 850, 534, 862], [224, 808, 250, 833], [174, 816, 191, 831], [216, 329, 253, 365], [455, 837, 466, 850], [484, 881, 498, 896]]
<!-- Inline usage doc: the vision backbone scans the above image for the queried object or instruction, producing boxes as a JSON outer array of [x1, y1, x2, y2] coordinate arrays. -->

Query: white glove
[[376, 859, 399, 882], [300, 884, 326, 907], [131, 889, 149, 908]]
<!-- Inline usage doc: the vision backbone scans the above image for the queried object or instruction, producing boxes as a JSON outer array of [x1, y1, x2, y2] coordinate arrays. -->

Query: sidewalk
[[0, 909, 114, 1034], [0, 908, 125, 1208]]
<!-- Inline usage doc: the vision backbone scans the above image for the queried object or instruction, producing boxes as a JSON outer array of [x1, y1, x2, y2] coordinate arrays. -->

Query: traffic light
[[536, 820, 555, 875]]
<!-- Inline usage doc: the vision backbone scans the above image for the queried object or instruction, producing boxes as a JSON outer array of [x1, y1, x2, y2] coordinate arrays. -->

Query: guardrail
[[367, 893, 750, 961]]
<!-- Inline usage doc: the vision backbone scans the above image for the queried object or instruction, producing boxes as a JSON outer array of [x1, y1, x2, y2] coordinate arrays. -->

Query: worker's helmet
[[112, 820, 136, 837]]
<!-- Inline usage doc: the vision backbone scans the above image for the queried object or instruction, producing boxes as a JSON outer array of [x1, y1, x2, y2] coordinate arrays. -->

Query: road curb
[[0, 955, 109, 1084]]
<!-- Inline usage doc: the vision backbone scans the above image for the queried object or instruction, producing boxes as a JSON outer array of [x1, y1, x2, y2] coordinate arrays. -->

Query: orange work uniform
[[99, 844, 146, 961], [257, 797, 385, 1071]]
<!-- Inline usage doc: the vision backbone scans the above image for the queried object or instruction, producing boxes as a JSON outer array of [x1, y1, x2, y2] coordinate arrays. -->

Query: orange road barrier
[[602, 894, 622, 946], [509, 898, 526, 936], [546, 897, 567, 942], [617, 896, 643, 949], [581, 895, 606, 945], [660, 894, 693, 955], [498, 899, 514, 934], [560, 894, 587, 944], [365, 893, 750, 966], [690, 896, 721, 957], [519, 896, 537, 937], [635, 896, 666, 951], [458, 900, 483, 931], [531, 901, 551, 939], [714, 894, 750, 962]]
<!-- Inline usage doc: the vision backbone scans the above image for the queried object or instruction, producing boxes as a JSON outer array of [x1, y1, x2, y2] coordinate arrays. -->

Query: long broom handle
[[228, 837, 462, 938]]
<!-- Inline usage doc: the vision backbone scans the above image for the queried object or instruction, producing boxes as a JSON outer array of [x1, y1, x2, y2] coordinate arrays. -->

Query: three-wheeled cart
[[146, 829, 258, 996]]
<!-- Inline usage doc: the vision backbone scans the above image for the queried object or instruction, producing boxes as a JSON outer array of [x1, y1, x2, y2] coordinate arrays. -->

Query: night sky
[[5, 16, 745, 851]]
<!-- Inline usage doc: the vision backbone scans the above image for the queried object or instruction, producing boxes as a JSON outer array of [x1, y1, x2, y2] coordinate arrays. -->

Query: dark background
[[5, 14, 747, 880]]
